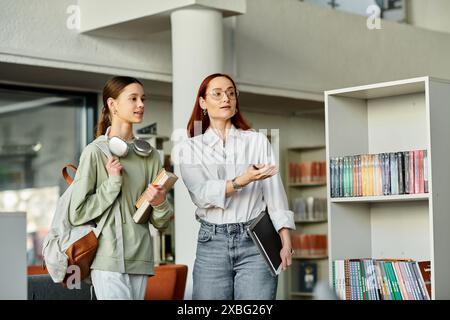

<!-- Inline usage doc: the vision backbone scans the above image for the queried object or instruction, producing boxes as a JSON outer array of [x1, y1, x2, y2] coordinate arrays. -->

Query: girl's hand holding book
[[143, 184, 166, 207]]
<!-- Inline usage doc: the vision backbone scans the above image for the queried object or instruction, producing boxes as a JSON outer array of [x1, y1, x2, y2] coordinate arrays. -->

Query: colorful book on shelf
[[133, 168, 178, 224], [332, 258, 429, 300], [330, 150, 428, 198]]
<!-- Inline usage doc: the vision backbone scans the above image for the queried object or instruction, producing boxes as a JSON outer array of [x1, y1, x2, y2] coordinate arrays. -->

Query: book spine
[[370, 260, 380, 300], [404, 261, 420, 300], [373, 154, 379, 196], [374, 261, 385, 300], [398, 262, 413, 300], [379, 261, 392, 300], [357, 155, 362, 196], [349, 156, 354, 197], [404, 151, 410, 194], [418, 150, 425, 193], [364, 260, 372, 300], [345, 156, 351, 197], [409, 151, 415, 194], [336, 260, 343, 300], [340, 260, 346, 300], [397, 152, 404, 195], [353, 156, 358, 197], [358, 260, 368, 300], [363, 155, 368, 197], [377, 154, 383, 196], [390, 153, 398, 195], [383, 261, 395, 300], [392, 262, 408, 300], [423, 150, 429, 193], [344, 259, 351, 300], [411, 261, 430, 300], [339, 157, 344, 197], [414, 150, 420, 194], [386, 261, 402, 300], [351, 261, 359, 300], [332, 260, 336, 291], [330, 158, 335, 197], [368, 154, 374, 196], [380, 153, 387, 195]]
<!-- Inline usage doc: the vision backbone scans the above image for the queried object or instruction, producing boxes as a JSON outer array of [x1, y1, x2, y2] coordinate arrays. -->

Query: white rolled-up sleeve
[[258, 133, 296, 232], [180, 164, 228, 209], [262, 174, 296, 232]]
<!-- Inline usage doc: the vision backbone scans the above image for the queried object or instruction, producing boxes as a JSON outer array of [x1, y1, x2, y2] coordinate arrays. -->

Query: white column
[[171, 8, 223, 299]]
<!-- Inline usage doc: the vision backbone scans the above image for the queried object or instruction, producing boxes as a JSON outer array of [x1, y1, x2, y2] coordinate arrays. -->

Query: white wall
[[407, 0, 450, 34], [2, 0, 450, 99], [235, 0, 450, 95], [0, 0, 172, 81]]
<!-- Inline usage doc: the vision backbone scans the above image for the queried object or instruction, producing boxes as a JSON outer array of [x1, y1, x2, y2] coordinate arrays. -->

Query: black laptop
[[247, 210, 282, 277]]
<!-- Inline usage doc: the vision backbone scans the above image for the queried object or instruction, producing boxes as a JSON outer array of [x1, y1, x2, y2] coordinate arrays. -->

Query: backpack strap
[[62, 164, 78, 185]]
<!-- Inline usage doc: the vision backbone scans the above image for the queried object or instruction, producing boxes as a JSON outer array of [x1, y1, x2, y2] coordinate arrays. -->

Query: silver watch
[[231, 177, 244, 190]]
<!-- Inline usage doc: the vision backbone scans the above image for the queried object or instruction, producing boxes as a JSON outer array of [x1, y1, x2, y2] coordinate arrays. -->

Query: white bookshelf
[[285, 146, 328, 299], [325, 76, 450, 300]]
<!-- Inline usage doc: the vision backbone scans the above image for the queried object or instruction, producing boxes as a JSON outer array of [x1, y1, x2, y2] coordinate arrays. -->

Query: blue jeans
[[192, 219, 278, 300]]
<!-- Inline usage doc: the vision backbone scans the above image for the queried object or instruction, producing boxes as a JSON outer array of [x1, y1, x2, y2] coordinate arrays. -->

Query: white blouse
[[177, 126, 295, 232]]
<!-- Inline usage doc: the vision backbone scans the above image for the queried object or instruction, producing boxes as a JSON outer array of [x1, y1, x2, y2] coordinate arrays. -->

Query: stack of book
[[292, 197, 327, 222], [291, 234, 327, 258], [289, 161, 326, 184], [330, 150, 428, 198], [332, 259, 431, 300]]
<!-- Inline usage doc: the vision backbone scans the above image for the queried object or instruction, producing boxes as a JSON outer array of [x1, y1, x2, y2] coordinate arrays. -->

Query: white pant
[[91, 270, 148, 300]]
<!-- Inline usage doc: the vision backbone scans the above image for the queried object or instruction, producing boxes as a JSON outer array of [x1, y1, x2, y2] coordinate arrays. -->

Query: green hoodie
[[68, 135, 173, 275]]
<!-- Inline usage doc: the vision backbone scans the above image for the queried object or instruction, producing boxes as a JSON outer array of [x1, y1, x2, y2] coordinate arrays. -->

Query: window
[[0, 84, 97, 266]]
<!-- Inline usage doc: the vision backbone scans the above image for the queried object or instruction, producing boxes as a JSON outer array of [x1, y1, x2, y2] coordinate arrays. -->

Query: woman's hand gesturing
[[245, 164, 278, 183]]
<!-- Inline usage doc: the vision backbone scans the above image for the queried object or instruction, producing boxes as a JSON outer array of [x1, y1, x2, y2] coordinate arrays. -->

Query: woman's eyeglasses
[[207, 88, 239, 101]]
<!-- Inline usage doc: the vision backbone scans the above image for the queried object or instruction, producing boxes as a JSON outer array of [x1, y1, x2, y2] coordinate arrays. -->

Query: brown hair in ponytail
[[95, 76, 143, 137]]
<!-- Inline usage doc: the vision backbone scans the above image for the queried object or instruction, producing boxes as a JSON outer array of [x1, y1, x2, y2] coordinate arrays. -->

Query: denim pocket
[[198, 228, 212, 243]]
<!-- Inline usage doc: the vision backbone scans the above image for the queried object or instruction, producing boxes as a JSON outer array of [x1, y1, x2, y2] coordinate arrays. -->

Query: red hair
[[187, 73, 251, 137]]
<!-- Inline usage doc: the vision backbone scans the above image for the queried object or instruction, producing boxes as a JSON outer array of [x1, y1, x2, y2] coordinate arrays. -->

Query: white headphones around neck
[[105, 127, 153, 158]]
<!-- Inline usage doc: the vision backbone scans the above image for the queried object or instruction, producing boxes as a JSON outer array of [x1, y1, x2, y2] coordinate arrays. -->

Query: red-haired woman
[[178, 73, 295, 300]]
